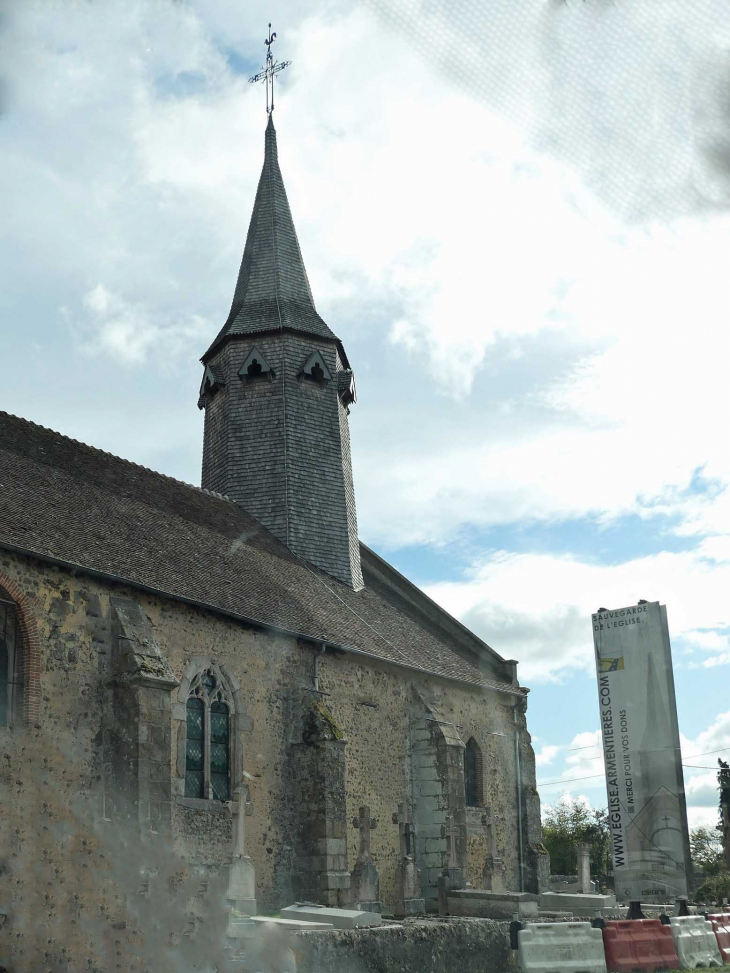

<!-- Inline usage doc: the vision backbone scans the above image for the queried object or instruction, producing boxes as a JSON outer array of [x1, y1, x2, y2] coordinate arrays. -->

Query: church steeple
[[202, 115, 342, 362], [199, 115, 363, 591]]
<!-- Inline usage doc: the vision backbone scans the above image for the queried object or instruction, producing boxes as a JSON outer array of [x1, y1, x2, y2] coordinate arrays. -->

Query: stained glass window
[[210, 701, 230, 801], [202, 671, 216, 693], [184, 668, 232, 802], [185, 697, 205, 798]]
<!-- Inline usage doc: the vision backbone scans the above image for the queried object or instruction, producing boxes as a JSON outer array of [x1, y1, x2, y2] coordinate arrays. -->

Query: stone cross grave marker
[[482, 807, 506, 893], [485, 809, 496, 857], [351, 805, 381, 912], [392, 801, 425, 917], [392, 802, 413, 859], [232, 782, 254, 860], [226, 782, 257, 916], [353, 806, 377, 863], [444, 814, 459, 870]]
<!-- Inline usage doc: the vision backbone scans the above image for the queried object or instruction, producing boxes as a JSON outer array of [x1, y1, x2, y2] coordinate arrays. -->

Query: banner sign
[[592, 601, 691, 902]]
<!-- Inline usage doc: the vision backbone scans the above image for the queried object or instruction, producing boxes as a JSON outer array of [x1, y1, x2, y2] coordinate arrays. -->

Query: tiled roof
[[203, 115, 340, 362], [0, 412, 523, 695]]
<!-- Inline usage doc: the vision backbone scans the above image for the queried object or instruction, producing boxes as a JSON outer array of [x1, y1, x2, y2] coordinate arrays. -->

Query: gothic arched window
[[464, 736, 483, 807], [184, 667, 233, 801], [0, 591, 20, 727]]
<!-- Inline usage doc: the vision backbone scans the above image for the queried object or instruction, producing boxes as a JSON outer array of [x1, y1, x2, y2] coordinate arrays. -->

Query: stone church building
[[0, 114, 547, 970]]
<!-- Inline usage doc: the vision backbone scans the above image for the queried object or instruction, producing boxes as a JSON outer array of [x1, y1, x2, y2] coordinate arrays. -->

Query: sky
[[3, 0, 730, 832]]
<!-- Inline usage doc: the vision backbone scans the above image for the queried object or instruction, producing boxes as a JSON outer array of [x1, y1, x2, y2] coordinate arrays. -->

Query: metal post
[[514, 707, 524, 892]]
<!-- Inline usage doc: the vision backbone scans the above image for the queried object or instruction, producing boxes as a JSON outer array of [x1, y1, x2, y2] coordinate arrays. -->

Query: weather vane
[[248, 24, 291, 115]]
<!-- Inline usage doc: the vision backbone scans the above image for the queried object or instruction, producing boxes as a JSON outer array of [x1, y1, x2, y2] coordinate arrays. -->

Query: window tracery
[[184, 666, 233, 801]]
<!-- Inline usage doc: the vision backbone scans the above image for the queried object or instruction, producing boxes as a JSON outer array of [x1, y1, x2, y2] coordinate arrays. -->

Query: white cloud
[[6, 2, 730, 820], [73, 285, 207, 366], [424, 549, 730, 682], [6, 0, 730, 563], [535, 744, 560, 768]]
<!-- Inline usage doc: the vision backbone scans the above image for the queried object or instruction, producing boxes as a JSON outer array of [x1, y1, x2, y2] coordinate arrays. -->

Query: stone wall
[[0, 548, 543, 969], [293, 918, 511, 973]]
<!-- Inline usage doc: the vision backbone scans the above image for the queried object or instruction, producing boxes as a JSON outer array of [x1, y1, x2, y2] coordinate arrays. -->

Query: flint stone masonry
[[0, 547, 544, 970], [292, 917, 512, 973]]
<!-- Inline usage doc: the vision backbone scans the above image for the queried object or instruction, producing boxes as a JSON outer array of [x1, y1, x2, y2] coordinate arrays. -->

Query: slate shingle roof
[[203, 115, 340, 362], [0, 411, 523, 695]]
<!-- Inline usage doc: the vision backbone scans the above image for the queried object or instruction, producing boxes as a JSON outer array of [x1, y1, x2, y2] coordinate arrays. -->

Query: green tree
[[690, 825, 730, 901], [542, 796, 612, 886], [690, 759, 730, 901]]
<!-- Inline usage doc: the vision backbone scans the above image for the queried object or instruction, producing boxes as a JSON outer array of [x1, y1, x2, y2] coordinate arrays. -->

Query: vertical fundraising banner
[[592, 602, 691, 902]]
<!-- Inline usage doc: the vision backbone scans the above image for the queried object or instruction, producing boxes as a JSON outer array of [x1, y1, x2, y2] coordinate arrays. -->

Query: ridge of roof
[[0, 410, 234, 505], [203, 114, 340, 362], [359, 543, 519, 684], [0, 411, 521, 695]]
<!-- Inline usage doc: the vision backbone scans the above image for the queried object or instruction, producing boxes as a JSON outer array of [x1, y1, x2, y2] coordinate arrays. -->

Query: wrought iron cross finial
[[248, 23, 291, 115]]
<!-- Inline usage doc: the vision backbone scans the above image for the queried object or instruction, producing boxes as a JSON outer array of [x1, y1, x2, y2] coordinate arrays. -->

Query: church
[[0, 94, 548, 969]]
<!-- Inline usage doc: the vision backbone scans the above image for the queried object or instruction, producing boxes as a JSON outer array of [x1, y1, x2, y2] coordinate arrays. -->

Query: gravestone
[[392, 802, 426, 917], [225, 783, 257, 917], [350, 805, 382, 913], [482, 809, 506, 893], [437, 814, 465, 914], [281, 904, 381, 928], [577, 842, 592, 894]]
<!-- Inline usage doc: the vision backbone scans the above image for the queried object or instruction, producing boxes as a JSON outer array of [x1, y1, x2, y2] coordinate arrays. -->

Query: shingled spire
[[199, 116, 363, 591], [203, 115, 340, 361]]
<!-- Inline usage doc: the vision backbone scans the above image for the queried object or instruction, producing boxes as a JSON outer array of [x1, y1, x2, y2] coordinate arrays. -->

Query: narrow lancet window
[[0, 595, 19, 727], [184, 667, 233, 801], [185, 697, 205, 798], [0, 639, 8, 727], [210, 701, 230, 801], [464, 736, 483, 807]]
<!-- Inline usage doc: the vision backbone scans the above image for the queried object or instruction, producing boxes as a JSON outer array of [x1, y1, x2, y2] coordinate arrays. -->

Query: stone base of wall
[[292, 917, 510, 973]]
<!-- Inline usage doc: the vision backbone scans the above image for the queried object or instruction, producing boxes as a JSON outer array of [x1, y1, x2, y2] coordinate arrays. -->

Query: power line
[[537, 773, 605, 786], [683, 747, 730, 759], [538, 746, 730, 786]]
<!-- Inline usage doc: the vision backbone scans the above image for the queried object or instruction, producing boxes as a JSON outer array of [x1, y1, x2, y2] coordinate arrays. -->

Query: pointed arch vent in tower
[[338, 369, 357, 408], [238, 346, 274, 383], [197, 364, 226, 410], [298, 351, 333, 386]]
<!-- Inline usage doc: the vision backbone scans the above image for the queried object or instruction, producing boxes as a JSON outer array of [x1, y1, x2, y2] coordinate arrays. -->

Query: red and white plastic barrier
[[708, 913, 730, 964], [602, 918, 679, 973]]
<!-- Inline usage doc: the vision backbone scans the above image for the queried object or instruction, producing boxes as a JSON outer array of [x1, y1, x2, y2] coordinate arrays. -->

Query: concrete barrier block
[[518, 921, 607, 973], [669, 915, 722, 969]]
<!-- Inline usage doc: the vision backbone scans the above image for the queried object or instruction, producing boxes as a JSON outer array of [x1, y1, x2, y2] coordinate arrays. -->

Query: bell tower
[[199, 113, 363, 590]]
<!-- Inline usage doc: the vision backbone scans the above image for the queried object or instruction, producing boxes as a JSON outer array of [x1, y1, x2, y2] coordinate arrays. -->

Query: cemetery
[[206, 756, 730, 971]]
